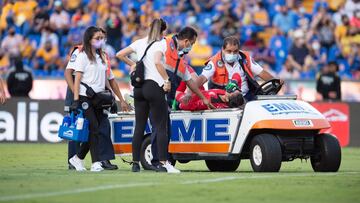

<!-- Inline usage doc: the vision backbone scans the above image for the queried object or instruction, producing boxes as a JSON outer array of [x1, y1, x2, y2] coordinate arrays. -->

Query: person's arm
[[186, 79, 215, 109], [154, 51, 171, 92], [109, 78, 131, 111], [116, 46, 136, 71], [65, 69, 75, 92], [73, 72, 82, 101], [0, 78, 6, 104]]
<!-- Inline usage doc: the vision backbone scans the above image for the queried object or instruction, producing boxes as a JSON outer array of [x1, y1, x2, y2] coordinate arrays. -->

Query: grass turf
[[0, 144, 359, 203]]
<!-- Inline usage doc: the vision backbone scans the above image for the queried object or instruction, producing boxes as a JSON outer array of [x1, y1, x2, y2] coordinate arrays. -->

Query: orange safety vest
[[70, 45, 112, 78], [205, 50, 255, 87], [164, 37, 188, 79]]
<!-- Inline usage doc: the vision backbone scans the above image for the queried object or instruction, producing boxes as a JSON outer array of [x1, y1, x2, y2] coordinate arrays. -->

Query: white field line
[[0, 172, 359, 202]]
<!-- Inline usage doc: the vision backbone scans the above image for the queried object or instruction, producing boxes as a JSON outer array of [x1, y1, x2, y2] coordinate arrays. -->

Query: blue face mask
[[224, 53, 239, 63], [179, 41, 193, 56]]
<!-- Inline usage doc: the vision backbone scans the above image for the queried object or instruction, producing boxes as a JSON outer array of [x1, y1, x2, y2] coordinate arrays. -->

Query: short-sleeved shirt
[[129, 37, 167, 87], [73, 51, 114, 96], [201, 55, 263, 95], [66, 49, 79, 71]]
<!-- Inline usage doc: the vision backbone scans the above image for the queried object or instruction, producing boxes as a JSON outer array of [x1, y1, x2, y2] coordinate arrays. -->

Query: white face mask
[[224, 53, 239, 63], [92, 39, 106, 49]]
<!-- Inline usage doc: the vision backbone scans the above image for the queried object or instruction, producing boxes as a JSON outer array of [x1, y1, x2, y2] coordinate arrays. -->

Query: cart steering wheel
[[254, 79, 283, 95]]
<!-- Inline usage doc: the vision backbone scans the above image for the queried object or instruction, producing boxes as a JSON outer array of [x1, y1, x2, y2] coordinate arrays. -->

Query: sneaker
[[101, 160, 118, 170], [91, 162, 104, 172], [69, 155, 86, 171], [159, 161, 180, 174], [132, 162, 140, 172]]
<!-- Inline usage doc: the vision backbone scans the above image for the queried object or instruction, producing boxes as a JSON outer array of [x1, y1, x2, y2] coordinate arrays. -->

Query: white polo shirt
[[66, 49, 79, 71], [129, 37, 167, 87], [201, 55, 263, 95], [73, 51, 114, 96]]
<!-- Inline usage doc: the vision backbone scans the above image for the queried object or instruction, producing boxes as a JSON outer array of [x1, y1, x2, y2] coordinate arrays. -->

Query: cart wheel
[[140, 135, 176, 170], [140, 136, 154, 170], [311, 133, 341, 172], [250, 134, 282, 172], [205, 159, 241, 172]]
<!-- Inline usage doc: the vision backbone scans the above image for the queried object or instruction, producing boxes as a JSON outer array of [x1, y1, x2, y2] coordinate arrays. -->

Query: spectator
[[350, 9, 360, 28], [34, 40, 59, 71], [188, 32, 213, 74], [0, 0, 15, 33], [6, 57, 33, 98], [344, 0, 360, 18], [335, 15, 351, 46], [348, 43, 360, 79], [252, 1, 270, 27], [103, 7, 125, 51], [273, 5, 297, 34], [12, 0, 38, 27], [316, 61, 342, 101], [278, 58, 300, 79], [40, 26, 59, 48], [27, 7, 50, 35], [21, 37, 36, 62], [288, 29, 310, 72], [1, 27, 24, 59], [63, 0, 82, 14], [311, 7, 336, 53], [50, 1, 70, 37], [252, 38, 275, 70]]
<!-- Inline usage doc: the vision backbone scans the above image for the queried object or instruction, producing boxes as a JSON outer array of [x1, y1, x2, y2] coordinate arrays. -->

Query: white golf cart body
[[109, 96, 341, 172]]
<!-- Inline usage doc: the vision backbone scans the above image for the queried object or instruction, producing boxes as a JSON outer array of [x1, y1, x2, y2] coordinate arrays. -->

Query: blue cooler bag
[[58, 110, 89, 142]]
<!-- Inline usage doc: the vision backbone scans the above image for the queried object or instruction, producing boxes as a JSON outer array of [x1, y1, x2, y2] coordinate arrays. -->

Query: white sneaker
[[163, 161, 180, 174], [69, 155, 86, 171], [91, 162, 104, 172]]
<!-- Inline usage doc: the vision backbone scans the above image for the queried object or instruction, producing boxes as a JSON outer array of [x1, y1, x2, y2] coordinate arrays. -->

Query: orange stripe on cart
[[252, 119, 330, 130], [113, 144, 132, 154], [169, 143, 230, 153]]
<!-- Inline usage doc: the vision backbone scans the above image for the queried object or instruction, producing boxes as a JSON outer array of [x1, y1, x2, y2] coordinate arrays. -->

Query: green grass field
[[0, 144, 359, 203]]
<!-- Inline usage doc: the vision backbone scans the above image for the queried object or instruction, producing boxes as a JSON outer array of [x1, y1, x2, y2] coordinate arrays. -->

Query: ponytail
[[147, 18, 167, 43]]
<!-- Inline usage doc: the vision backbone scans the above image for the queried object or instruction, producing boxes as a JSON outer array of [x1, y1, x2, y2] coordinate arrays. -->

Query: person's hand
[[163, 81, 171, 92], [120, 100, 131, 112], [202, 98, 215, 109], [329, 91, 337, 99], [0, 91, 6, 104], [70, 100, 81, 112], [130, 64, 136, 72], [180, 93, 191, 105]]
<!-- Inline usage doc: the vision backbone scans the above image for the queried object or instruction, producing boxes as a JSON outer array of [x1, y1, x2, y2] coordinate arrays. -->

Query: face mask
[[92, 39, 105, 49], [182, 43, 193, 54], [224, 53, 238, 63]]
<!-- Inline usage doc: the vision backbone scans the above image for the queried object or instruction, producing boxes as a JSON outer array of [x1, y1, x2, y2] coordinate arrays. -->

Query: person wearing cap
[[196, 36, 280, 101]]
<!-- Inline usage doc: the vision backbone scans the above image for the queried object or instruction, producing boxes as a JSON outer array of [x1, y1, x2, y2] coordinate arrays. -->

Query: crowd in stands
[[0, 0, 360, 80]]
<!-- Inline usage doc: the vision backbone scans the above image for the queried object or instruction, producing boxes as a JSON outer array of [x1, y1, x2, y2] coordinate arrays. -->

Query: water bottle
[[76, 117, 84, 130], [63, 115, 71, 127]]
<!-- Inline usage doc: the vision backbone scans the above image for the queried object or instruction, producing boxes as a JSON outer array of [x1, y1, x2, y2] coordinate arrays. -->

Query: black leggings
[[132, 80, 168, 162], [77, 96, 111, 163]]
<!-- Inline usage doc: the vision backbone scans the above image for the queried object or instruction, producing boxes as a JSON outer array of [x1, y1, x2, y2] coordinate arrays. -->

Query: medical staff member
[[117, 19, 181, 173], [68, 26, 119, 172], [196, 36, 279, 101], [65, 28, 129, 170]]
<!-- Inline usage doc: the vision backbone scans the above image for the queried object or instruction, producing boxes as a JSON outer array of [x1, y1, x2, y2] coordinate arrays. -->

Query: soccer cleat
[[69, 155, 86, 171], [90, 162, 104, 172], [132, 162, 140, 172]]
